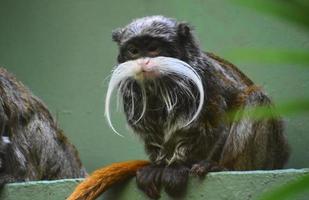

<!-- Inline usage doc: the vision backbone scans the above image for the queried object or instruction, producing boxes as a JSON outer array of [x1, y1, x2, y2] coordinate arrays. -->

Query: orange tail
[[67, 160, 150, 200]]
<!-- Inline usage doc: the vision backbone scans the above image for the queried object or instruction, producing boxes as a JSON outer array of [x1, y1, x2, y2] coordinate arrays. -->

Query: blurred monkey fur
[[0, 68, 86, 186], [69, 16, 289, 199]]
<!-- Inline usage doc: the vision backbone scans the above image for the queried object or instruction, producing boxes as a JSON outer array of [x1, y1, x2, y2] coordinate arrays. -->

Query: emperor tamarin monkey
[[0, 68, 86, 186], [104, 16, 290, 199]]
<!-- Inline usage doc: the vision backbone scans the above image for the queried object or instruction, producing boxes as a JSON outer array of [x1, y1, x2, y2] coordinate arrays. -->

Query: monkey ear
[[177, 22, 193, 39], [112, 28, 124, 44]]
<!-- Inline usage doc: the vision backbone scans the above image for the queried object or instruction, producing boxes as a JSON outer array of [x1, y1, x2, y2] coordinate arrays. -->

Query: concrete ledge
[[0, 169, 308, 200]]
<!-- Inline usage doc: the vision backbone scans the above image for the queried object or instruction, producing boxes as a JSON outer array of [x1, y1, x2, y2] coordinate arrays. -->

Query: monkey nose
[[137, 58, 151, 69], [135, 58, 159, 80]]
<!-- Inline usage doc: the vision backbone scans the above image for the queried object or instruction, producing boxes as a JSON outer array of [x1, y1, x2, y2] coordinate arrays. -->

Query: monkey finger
[[190, 160, 226, 178]]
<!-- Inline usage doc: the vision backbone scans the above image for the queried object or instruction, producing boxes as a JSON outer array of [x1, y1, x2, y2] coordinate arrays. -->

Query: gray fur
[[0, 68, 86, 185], [112, 16, 289, 169], [111, 16, 290, 198], [113, 16, 179, 45]]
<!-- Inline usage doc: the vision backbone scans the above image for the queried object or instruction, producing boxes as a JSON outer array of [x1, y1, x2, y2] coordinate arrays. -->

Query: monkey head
[[105, 16, 205, 135], [112, 16, 200, 63]]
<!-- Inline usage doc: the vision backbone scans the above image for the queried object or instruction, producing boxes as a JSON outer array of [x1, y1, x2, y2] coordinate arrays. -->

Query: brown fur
[[0, 67, 87, 185]]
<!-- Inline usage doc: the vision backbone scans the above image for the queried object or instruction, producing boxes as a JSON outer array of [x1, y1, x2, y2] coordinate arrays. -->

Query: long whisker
[[117, 80, 128, 112], [133, 83, 147, 124], [105, 56, 205, 135], [176, 80, 197, 102], [158, 83, 172, 113], [156, 57, 204, 126], [105, 61, 141, 136]]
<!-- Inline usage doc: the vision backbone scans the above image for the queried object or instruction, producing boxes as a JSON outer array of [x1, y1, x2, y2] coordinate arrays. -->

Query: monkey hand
[[136, 164, 190, 199], [0, 174, 17, 187], [190, 160, 227, 177], [136, 164, 164, 199]]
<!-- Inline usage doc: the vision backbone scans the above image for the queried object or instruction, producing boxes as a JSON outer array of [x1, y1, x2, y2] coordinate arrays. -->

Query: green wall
[[1, 169, 309, 200], [0, 0, 308, 172]]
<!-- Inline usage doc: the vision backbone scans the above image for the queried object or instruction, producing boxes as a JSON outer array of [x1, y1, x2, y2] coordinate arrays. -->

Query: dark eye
[[148, 45, 159, 52], [127, 45, 139, 56], [147, 43, 161, 57]]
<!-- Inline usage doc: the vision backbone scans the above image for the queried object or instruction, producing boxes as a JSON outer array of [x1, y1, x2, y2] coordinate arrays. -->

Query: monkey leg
[[220, 118, 289, 170], [136, 164, 164, 199], [190, 133, 228, 177], [220, 88, 289, 170]]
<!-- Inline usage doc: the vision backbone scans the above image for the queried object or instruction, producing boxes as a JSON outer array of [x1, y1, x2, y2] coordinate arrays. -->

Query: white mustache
[[105, 56, 205, 136]]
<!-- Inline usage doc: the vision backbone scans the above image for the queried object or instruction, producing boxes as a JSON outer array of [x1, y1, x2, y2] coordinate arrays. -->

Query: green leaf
[[227, 99, 309, 122], [223, 49, 309, 65], [259, 174, 309, 200], [232, 0, 309, 29]]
